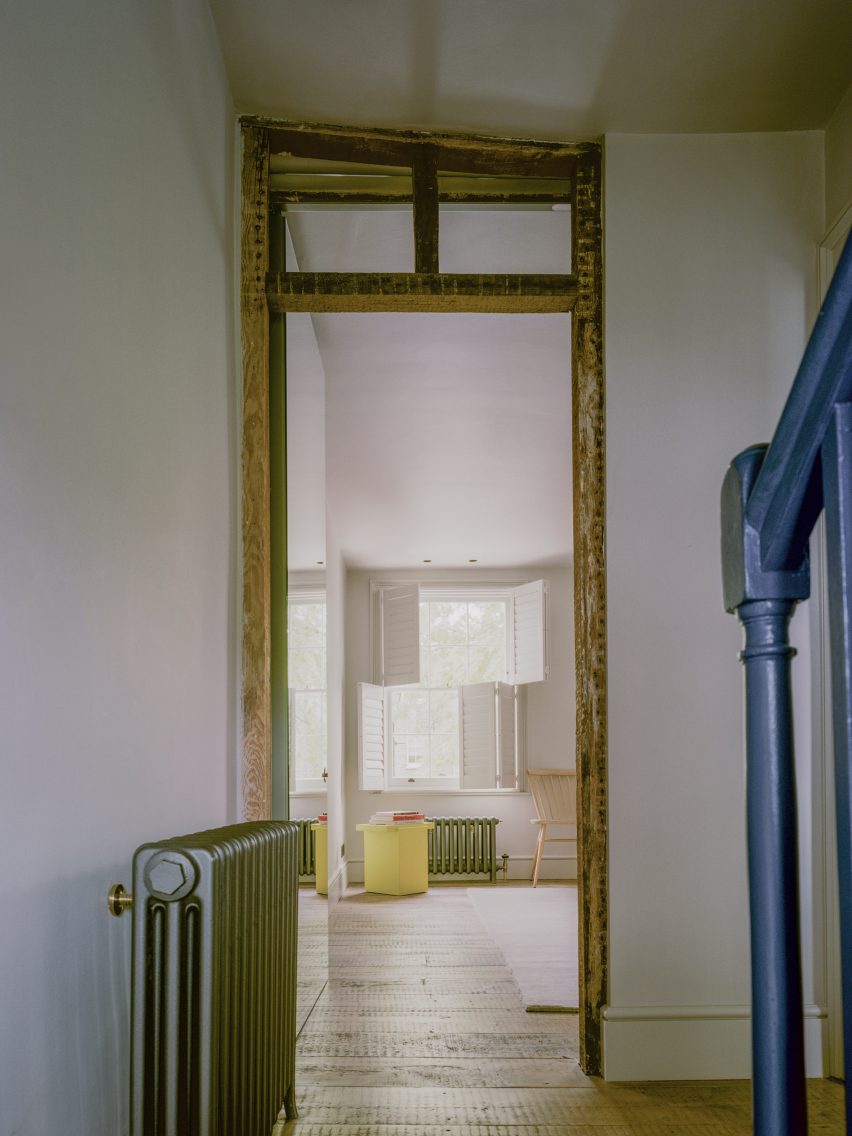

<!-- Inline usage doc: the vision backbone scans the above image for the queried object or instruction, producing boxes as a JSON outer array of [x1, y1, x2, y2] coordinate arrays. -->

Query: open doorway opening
[[239, 119, 606, 1074]]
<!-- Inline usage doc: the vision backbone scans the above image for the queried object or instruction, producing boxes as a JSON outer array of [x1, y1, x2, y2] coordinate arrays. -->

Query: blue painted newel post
[[721, 445, 811, 1136]]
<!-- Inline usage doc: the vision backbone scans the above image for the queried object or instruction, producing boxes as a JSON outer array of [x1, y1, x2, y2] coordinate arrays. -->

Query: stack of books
[[368, 810, 426, 825]]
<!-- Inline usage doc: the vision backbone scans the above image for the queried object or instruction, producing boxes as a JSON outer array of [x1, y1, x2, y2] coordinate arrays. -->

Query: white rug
[[467, 885, 579, 1011]]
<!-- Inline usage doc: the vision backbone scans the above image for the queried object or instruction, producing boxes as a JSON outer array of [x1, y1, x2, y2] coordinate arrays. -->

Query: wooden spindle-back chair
[[527, 769, 577, 887]]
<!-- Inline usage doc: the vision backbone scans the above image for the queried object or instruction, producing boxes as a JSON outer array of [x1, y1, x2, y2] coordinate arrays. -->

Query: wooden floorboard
[[294, 1056, 591, 1089], [278, 886, 845, 1134]]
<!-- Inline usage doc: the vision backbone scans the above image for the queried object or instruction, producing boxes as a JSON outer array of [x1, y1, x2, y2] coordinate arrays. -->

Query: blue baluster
[[821, 402, 852, 1134], [722, 446, 810, 1136]]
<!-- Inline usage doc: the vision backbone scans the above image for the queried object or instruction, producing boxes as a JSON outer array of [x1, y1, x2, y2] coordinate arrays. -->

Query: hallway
[[279, 888, 845, 1133]]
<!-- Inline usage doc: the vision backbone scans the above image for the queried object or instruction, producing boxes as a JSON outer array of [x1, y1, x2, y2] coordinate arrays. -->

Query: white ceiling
[[219, 0, 851, 570], [318, 309, 572, 570], [209, 0, 852, 136]]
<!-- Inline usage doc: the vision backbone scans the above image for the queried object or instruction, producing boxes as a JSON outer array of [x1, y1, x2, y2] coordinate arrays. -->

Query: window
[[389, 595, 507, 786], [288, 590, 327, 793], [358, 580, 549, 791]]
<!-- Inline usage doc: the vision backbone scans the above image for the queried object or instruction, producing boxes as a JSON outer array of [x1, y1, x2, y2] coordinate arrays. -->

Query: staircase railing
[[721, 232, 852, 1135]]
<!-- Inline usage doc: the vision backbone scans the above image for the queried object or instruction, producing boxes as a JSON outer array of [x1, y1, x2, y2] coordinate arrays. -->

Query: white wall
[[325, 508, 348, 901], [343, 565, 575, 881], [603, 132, 824, 1079], [283, 303, 327, 822], [0, 4, 235, 1133]]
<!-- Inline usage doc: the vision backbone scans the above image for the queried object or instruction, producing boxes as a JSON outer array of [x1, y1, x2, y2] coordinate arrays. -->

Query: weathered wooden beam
[[266, 272, 578, 313], [271, 189, 573, 206], [268, 209, 289, 821], [239, 123, 272, 822], [268, 172, 572, 206], [412, 146, 440, 273], [571, 145, 607, 1078], [251, 117, 587, 177]]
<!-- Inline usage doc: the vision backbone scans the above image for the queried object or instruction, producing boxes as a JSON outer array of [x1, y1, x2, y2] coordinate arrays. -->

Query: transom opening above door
[[257, 119, 583, 314]]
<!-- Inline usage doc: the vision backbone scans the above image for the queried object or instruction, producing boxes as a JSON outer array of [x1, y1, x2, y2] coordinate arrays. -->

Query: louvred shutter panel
[[381, 584, 421, 686], [497, 682, 517, 790], [511, 579, 549, 684], [460, 682, 497, 790], [358, 682, 385, 790]]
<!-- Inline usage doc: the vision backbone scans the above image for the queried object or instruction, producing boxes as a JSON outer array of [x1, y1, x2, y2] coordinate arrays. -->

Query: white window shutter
[[511, 579, 549, 684], [358, 682, 386, 790], [497, 682, 517, 790], [460, 682, 497, 790], [381, 584, 421, 686]]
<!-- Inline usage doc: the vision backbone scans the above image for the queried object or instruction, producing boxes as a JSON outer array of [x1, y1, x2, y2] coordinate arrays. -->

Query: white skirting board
[[344, 854, 577, 884], [327, 861, 347, 908], [602, 1003, 827, 1080]]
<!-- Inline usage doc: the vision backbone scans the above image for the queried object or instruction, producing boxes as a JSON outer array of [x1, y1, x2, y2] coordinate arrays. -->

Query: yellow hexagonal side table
[[356, 822, 434, 895], [310, 822, 328, 895]]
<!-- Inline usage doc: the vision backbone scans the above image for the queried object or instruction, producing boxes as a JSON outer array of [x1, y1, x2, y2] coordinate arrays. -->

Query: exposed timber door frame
[[238, 117, 607, 1074]]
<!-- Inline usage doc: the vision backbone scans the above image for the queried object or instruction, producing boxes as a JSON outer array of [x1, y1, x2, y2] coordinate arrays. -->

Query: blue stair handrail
[[721, 232, 852, 1135]]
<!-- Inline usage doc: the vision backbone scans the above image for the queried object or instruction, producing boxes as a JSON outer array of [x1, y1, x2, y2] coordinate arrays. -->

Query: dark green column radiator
[[129, 822, 299, 1135], [293, 818, 316, 879], [427, 816, 500, 882]]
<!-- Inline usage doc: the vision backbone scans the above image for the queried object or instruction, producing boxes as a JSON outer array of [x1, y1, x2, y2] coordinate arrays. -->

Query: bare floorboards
[[277, 887, 844, 1134]]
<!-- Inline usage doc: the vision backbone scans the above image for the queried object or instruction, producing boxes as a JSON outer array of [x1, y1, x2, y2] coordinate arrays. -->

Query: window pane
[[293, 690, 322, 733], [289, 602, 325, 649], [393, 690, 428, 734], [290, 646, 324, 689], [295, 731, 324, 781], [393, 735, 427, 777], [430, 646, 468, 688], [469, 643, 504, 683], [468, 602, 505, 646], [430, 689, 458, 735], [429, 602, 468, 645], [430, 732, 459, 778]]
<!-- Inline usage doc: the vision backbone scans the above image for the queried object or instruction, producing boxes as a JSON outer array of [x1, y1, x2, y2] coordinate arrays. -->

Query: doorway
[[238, 119, 607, 1075]]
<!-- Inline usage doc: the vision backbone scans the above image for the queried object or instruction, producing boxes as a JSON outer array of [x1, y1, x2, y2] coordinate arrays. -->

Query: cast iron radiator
[[293, 818, 316, 879], [427, 816, 500, 882], [130, 821, 299, 1136]]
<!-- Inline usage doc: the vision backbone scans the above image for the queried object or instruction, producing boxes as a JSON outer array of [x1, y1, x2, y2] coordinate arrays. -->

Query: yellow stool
[[310, 822, 328, 895], [356, 822, 434, 895]]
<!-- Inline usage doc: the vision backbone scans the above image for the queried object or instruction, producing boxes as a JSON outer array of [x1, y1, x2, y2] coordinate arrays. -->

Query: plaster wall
[[603, 131, 824, 1078], [343, 565, 576, 881], [325, 509, 348, 900], [0, 4, 235, 1132]]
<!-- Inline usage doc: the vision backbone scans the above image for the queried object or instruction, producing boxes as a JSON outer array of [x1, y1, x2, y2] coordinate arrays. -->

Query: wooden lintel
[[253, 117, 587, 177], [266, 272, 577, 313], [412, 147, 439, 273], [268, 173, 572, 206], [271, 189, 574, 207]]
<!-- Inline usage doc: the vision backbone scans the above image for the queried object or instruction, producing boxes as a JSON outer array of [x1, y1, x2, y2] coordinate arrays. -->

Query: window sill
[[290, 789, 328, 798], [370, 788, 531, 796]]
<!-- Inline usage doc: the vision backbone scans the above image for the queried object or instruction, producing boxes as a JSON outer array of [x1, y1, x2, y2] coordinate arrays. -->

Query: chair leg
[[532, 826, 545, 887]]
